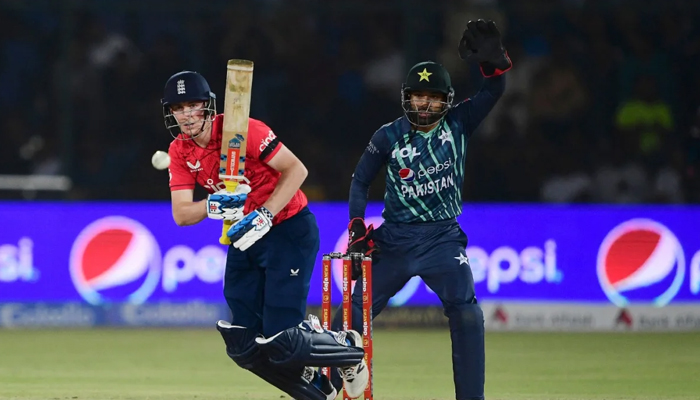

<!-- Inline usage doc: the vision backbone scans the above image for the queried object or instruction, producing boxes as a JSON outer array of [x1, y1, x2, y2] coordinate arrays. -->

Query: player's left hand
[[227, 207, 274, 251], [347, 218, 379, 280], [458, 19, 512, 76]]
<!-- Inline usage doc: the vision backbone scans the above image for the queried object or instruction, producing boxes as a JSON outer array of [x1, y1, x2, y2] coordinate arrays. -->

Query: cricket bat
[[219, 59, 254, 245]]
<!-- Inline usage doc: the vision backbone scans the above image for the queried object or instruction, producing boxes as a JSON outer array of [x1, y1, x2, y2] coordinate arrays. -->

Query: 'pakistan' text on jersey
[[349, 75, 505, 223]]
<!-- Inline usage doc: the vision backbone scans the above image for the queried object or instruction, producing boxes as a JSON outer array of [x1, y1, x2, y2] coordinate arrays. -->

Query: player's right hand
[[206, 184, 251, 221], [347, 217, 379, 280]]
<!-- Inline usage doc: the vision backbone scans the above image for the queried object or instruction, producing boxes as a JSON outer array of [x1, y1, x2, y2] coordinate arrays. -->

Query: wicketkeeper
[[331, 20, 512, 400]]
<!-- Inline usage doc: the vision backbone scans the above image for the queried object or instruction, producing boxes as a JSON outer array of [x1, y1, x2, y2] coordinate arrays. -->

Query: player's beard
[[411, 102, 445, 126]]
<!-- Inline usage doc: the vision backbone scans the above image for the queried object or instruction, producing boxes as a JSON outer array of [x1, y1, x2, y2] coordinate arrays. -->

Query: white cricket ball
[[151, 150, 171, 170]]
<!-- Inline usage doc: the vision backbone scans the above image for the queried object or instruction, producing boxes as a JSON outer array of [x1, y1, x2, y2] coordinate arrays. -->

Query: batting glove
[[458, 19, 512, 77], [207, 184, 251, 221], [227, 206, 274, 251]]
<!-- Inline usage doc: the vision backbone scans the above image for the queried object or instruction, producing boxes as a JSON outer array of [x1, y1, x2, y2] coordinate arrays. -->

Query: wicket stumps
[[321, 252, 373, 400]]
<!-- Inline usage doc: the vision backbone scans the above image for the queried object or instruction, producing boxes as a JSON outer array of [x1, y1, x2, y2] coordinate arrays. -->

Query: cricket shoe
[[336, 330, 368, 399], [303, 367, 337, 400]]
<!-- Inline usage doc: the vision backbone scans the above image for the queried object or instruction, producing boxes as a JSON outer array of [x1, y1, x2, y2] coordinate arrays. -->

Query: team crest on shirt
[[438, 129, 452, 145]]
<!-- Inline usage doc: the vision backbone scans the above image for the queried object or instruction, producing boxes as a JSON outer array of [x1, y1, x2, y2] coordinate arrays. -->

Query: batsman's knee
[[216, 320, 261, 369], [256, 314, 365, 369], [216, 320, 335, 400]]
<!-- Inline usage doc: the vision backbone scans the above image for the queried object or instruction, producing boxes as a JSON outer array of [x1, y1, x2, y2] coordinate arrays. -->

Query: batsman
[[162, 69, 368, 400], [332, 20, 512, 400]]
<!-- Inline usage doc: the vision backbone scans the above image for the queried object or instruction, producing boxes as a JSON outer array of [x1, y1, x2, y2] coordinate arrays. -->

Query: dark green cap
[[403, 61, 452, 94]]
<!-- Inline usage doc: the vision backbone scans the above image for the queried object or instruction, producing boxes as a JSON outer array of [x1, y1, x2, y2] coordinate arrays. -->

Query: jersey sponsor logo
[[203, 178, 226, 192], [400, 173, 455, 198], [418, 159, 453, 178], [259, 130, 277, 152], [399, 168, 415, 181], [391, 145, 421, 160], [399, 159, 453, 183], [186, 160, 202, 172]]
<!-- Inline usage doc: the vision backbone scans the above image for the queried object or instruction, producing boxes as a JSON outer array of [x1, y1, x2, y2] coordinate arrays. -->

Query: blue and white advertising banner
[[1, 202, 699, 327]]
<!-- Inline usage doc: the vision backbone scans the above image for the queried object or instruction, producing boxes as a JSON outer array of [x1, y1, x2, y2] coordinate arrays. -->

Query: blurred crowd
[[1, 0, 699, 203]]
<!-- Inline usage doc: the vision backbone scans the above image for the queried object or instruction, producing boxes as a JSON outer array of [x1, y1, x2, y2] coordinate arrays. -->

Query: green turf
[[0, 328, 698, 400]]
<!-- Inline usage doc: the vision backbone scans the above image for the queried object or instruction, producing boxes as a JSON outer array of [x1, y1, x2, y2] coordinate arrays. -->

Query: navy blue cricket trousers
[[224, 207, 319, 338], [331, 219, 485, 400]]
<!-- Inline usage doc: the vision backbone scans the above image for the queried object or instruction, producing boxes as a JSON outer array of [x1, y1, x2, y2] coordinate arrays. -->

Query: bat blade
[[219, 59, 254, 245]]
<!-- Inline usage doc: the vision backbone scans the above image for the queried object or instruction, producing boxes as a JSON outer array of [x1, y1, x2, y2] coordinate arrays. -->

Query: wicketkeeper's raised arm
[[456, 74, 506, 136], [454, 19, 512, 136], [348, 129, 391, 219]]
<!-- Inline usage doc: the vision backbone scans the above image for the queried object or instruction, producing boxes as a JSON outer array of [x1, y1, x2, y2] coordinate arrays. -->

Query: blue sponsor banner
[[0, 302, 231, 327], [0, 202, 699, 308], [0, 302, 103, 327]]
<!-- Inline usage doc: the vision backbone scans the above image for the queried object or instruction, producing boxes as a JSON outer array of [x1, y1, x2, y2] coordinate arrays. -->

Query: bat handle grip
[[220, 220, 233, 245], [219, 180, 240, 245]]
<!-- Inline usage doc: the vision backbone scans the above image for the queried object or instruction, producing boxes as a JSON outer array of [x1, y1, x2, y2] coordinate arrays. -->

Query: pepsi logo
[[399, 168, 415, 181], [70, 217, 162, 305], [597, 219, 685, 307]]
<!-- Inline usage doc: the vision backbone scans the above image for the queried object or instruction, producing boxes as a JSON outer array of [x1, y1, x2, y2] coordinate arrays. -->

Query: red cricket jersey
[[168, 115, 308, 224]]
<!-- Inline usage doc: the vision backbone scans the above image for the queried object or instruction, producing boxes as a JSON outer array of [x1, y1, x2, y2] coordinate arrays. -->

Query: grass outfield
[[0, 329, 698, 400]]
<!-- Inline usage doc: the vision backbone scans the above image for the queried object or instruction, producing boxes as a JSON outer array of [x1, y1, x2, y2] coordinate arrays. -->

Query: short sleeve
[[168, 142, 195, 191], [247, 119, 282, 162]]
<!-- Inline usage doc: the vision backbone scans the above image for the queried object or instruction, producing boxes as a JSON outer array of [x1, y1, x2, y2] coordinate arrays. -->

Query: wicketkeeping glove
[[207, 184, 251, 221], [227, 206, 274, 251], [347, 217, 379, 280], [458, 19, 512, 77]]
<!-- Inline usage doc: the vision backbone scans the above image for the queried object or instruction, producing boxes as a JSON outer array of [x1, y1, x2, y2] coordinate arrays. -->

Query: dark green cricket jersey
[[349, 75, 505, 223]]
